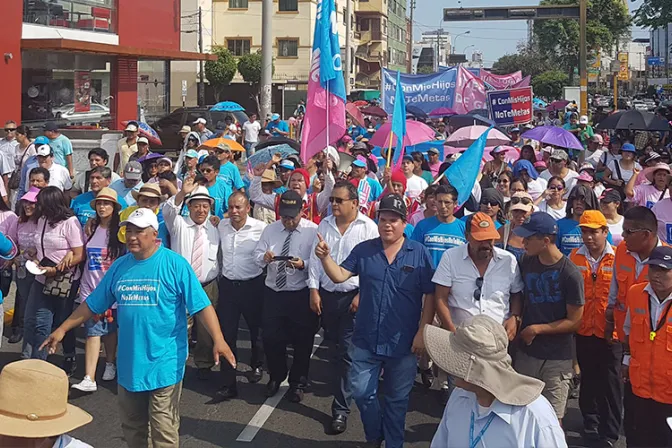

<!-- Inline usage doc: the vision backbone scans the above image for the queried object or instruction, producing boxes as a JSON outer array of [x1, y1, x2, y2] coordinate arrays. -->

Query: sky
[[413, 0, 651, 67]]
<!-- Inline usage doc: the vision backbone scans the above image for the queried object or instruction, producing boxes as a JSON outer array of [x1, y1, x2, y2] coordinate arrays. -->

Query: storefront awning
[[21, 39, 216, 61]]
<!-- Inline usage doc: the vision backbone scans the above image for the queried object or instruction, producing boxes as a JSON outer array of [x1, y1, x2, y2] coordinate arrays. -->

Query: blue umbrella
[[248, 144, 298, 168], [210, 101, 245, 112], [122, 121, 161, 145], [533, 98, 548, 109]]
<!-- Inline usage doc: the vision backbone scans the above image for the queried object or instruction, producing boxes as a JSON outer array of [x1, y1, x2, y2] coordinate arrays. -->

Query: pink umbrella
[[482, 145, 520, 164], [368, 120, 437, 148], [446, 125, 510, 148], [429, 107, 458, 118]]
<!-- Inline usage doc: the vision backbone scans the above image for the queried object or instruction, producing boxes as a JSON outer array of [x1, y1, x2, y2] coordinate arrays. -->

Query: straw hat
[[424, 315, 544, 406], [261, 169, 282, 188], [0, 360, 92, 437], [131, 183, 162, 201], [89, 187, 121, 211]]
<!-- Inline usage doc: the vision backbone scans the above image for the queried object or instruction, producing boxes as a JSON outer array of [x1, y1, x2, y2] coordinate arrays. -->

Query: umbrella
[[122, 120, 161, 146], [137, 153, 163, 164], [346, 103, 366, 128], [520, 125, 583, 151], [360, 105, 388, 118], [446, 125, 510, 148], [596, 110, 670, 132], [468, 109, 490, 118], [533, 98, 548, 109], [368, 120, 436, 148], [248, 144, 298, 168], [482, 145, 521, 164], [406, 105, 428, 119], [254, 136, 301, 152], [546, 100, 569, 112], [352, 100, 368, 107], [448, 114, 495, 129], [210, 101, 245, 112], [201, 136, 246, 152], [429, 107, 458, 118]]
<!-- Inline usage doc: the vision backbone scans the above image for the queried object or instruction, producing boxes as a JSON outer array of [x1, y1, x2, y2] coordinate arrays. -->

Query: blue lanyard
[[469, 411, 496, 448]]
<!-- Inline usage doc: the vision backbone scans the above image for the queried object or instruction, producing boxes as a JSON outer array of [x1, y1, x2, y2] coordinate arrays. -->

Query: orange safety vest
[[274, 193, 321, 225], [627, 283, 672, 405], [570, 246, 616, 339], [613, 242, 653, 342]]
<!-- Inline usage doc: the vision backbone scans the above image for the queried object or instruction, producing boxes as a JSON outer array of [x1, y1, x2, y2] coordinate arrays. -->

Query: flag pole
[[386, 132, 394, 168], [326, 83, 330, 152]]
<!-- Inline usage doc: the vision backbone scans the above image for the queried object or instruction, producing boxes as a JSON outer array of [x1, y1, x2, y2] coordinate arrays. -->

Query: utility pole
[[578, 0, 587, 116], [345, 0, 352, 94], [407, 0, 415, 73], [198, 6, 205, 107], [261, 0, 273, 120]]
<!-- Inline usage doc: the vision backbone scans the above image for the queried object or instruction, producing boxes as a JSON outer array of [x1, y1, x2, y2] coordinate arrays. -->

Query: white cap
[[193, 117, 207, 125], [120, 208, 159, 231], [137, 136, 149, 145], [579, 115, 589, 124], [186, 186, 214, 205], [36, 144, 52, 157], [125, 123, 139, 132]]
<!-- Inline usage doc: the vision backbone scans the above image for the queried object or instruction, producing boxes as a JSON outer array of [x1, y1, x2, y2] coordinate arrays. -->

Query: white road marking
[[236, 333, 323, 442]]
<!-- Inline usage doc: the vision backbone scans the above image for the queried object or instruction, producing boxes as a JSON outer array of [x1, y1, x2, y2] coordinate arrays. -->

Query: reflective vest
[[570, 246, 615, 339], [274, 193, 321, 225], [613, 242, 652, 342], [627, 283, 672, 405]]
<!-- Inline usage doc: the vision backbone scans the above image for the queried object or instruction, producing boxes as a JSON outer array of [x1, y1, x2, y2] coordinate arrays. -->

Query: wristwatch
[[513, 315, 522, 325]]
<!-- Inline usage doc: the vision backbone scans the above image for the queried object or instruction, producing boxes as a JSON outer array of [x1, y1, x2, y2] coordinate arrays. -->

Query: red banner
[[74, 71, 92, 113], [479, 69, 523, 89], [453, 66, 488, 114]]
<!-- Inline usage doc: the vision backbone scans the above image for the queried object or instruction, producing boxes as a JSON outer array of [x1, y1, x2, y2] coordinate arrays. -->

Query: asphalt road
[[0, 291, 624, 447]]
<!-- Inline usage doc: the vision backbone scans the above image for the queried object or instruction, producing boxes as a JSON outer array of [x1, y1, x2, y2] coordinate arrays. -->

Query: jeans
[[12, 272, 34, 332], [244, 141, 256, 158], [349, 345, 417, 448]]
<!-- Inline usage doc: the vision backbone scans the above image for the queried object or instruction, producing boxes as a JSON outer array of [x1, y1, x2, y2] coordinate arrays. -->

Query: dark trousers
[[262, 287, 318, 387], [217, 275, 265, 387], [628, 395, 672, 447], [624, 378, 636, 443], [320, 288, 357, 418], [575, 334, 623, 441], [12, 271, 33, 331]]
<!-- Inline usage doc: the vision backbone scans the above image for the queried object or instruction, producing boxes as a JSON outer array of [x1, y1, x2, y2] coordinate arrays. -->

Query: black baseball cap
[[44, 122, 59, 131], [512, 212, 558, 238], [645, 246, 672, 270], [278, 190, 303, 218], [377, 193, 407, 220]]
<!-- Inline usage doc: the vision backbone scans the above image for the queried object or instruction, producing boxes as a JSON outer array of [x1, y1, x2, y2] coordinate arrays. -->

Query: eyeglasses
[[4, 128, 16, 132], [329, 196, 354, 204], [548, 185, 564, 191], [497, 179, 509, 184], [510, 197, 532, 205], [473, 277, 484, 302], [622, 228, 649, 237]]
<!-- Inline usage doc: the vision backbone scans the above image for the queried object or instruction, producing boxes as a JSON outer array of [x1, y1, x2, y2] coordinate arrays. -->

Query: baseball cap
[[645, 152, 662, 164], [491, 146, 507, 154], [120, 208, 159, 231], [579, 115, 589, 125], [193, 117, 207, 125], [402, 154, 413, 162], [34, 136, 49, 146], [579, 162, 595, 173], [509, 192, 534, 213], [158, 157, 173, 167], [351, 156, 367, 168], [124, 123, 138, 132], [468, 212, 501, 241], [579, 210, 607, 229], [428, 147, 440, 155], [35, 144, 52, 157], [278, 190, 303, 218], [185, 149, 199, 159], [43, 122, 59, 132], [123, 161, 143, 180], [645, 246, 672, 270], [621, 143, 636, 153], [179, 125, 191, 134], [576, 171, 594, 182], [377, 193, 407, 220], [550, 150, 568, 161], [599, 189, 622, 203], [271, 113, 280, 121], [512, 211, 559, 238], [137, 136, 149, 145], [591, 134, 603, 144], [279, 160, 295, 171]]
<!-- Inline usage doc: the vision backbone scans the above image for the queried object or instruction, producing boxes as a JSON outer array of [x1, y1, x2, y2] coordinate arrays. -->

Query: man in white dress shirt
[[425, 315, 567, 448], [162, 179, 221, 379], [214, 191, 267, 401], [35, 143, 72, 192], [308, 180, 379, 434], [254, 190, 319, 403]]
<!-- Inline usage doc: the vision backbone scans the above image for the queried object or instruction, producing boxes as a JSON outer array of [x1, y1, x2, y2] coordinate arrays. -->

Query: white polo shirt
[[432, 244, 524, 327]]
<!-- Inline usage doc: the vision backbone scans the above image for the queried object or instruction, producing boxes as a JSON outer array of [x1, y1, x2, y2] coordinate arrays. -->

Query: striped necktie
[[275, 230, 294, 290], [191, 225, 205, 282]]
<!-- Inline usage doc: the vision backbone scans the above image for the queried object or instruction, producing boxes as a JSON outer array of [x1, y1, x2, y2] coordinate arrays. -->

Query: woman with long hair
[[23, 187, 84, 371], [556, 185, 604, 255], [483, 146, 510, 184], [535, 176, 567, 220], [8, 187, 37, 345], [496, 171, 514, 203], [411, 151, 434, 185], [477, 188, 507, 229], [71, 188, 124, 392], [498, 191, 534, 261], [409, 184, 439, 225], [599, 189, 625, 246]]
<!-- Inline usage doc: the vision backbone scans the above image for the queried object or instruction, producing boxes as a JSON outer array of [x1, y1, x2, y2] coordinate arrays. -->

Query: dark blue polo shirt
[[341, 237, 436, 358]]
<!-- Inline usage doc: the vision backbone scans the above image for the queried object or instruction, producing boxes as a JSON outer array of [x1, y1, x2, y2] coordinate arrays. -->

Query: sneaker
[[62, 356, 77, 378], [71, 376, 97, 393], [102, 363, 116, 381]]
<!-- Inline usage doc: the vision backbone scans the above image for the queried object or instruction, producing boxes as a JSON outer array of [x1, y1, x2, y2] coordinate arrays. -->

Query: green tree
[[204, 46, 237, 102], [633, 0, 672, 28], [237, 51, 274, 114], [492, 45, 552, 78], [532, 70, 569, 99], [417, 65, 435, 74], [533, 0, 630, 83]]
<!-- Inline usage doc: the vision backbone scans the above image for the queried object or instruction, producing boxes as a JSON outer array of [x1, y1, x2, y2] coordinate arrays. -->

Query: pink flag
[[479, 69, 523, 89], [453, 66, 488, 114]]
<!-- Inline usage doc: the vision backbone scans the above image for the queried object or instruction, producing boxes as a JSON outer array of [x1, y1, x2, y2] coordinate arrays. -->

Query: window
[[278, 39, 299, 57], [227, 39, 251, 56], [279, 0, 298, 12], [360, 19, 369, 31], [343, 8, 347, 24], [229, 0, 248, 8]]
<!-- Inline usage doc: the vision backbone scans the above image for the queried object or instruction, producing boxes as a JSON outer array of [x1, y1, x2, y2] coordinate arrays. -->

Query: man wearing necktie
[[254, 190, 319, 402], [162, 178, 221, 380]]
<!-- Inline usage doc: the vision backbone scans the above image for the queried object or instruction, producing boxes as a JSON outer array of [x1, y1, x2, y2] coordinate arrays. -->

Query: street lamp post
[[452, 31, 470, 54], [463, 44, 475, 59]]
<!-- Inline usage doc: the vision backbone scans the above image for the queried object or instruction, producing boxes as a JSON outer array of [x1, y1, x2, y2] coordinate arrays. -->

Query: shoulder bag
[[40, 220, 78, 299]]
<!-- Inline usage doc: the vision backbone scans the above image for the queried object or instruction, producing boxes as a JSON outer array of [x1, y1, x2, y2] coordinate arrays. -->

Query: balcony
[[24, 0, 116, 33]]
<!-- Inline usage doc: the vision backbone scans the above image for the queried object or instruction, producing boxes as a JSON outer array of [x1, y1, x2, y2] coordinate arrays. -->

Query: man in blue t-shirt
[[349, 156, 383, 203], [44, 122, 74, 177], [199, 155, 232, 218], [71, 166, 128, 226], [265, 113, 289, 138], [39, 208, 235, 448], [213, 142, 245, 197]]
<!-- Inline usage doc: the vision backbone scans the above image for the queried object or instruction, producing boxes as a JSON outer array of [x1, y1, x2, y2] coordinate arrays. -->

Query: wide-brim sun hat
[[424, 315, 544, 406], [89, 187, 121, 211]]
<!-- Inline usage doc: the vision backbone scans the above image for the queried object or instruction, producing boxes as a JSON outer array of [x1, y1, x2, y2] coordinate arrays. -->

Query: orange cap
[[469, 212, 501, 241], [578, 210, 607, 229]]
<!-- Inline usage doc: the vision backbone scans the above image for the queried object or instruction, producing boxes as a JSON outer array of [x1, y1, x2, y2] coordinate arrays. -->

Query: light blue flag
[[391, 71, 407, 166], [314, 0, 346, 101], [446, 126, 492, 206]]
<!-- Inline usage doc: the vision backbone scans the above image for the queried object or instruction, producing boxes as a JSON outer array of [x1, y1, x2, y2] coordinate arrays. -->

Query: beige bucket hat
[[423, 315, 544, 406], [0, 359, 92, 438]]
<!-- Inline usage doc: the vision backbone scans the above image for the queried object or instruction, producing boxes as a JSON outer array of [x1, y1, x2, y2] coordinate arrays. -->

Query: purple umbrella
[[429, 107, 458, 118], [545, 100, 569, 112], [137, 153, 163, 164], [520, 125, 583, 151]]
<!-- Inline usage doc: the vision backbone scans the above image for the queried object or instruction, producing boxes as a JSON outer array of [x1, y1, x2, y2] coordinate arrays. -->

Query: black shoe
[[596, 438, 616, 448], [7, 329, 22, 344], [265, 380, 280, 397], [583, 427, 599, 442], [214, 386, 238, 401], [331, 415, 347, 434], [569, 374, 580, 399], [248, 367, 263, 384], [420, 367, 434, 388], [197, 368, 211, 380], [62, 357, 76, 377], [286, 387, 304, 403]]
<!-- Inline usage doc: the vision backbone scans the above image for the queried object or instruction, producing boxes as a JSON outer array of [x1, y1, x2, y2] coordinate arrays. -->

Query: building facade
[[386, 0, 407, 72], [354, 0, 387, 90]]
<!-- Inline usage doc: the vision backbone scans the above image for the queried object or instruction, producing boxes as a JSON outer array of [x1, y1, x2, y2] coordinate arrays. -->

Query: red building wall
[[116, 0, 181, 51], [0, 1, 23, 125]]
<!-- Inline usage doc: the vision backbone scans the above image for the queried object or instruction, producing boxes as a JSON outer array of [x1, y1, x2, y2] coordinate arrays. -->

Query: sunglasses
[[329, 196, 354, 204], [480, 200, 500, 207], [510, 197, 532, 205], [622, 228, 649, 237], [497, 179, 509, 184], [473, 277, 484, 302], [550, 158, 565, 164], [4, 128, 16, 132], [548, 185, 564, 191], [200, 168, 215, 174]]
